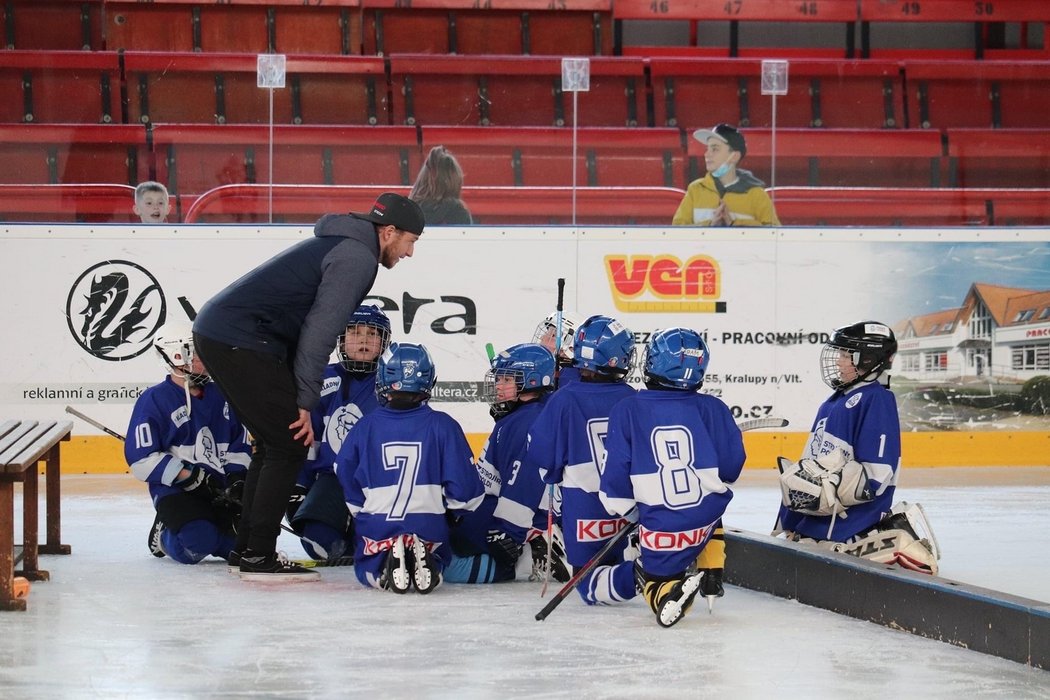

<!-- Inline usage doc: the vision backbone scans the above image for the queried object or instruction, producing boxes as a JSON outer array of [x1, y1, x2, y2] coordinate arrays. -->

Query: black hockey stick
[[64, 405, 329, 556], [177, 296, 197, 321], [541, 277, 567, 597], [535, 415, 789, 621]]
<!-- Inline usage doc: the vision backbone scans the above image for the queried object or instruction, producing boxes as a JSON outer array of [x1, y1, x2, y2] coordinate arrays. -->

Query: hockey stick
[[540, 278, 566, 597], [64, 405, 327, 555], [535, 415, 789, 621], [177, 296, 197, 321], [65, 405, 126, 440]]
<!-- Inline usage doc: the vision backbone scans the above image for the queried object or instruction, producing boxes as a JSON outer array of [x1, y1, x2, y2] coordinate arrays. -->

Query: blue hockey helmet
[[484, 343, 556, 418], [572, 315, 635, 377], [376, 342, 437, 402], [644, 327, 710, 391], [339, 304, 392, 373]]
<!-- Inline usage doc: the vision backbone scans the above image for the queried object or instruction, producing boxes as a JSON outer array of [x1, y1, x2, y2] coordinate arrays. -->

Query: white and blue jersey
[[300, 363, 380, 483], [600, 390, 745, 577], [778, 380, 901, 541], [467, 398, 551, 549], [125, 376, 251, 505], [528, 380, 636, 568], [336, 404, 485, 586]]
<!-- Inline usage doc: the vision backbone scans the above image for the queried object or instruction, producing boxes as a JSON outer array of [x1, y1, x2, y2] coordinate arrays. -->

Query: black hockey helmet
[[820, 321, 897, 390]]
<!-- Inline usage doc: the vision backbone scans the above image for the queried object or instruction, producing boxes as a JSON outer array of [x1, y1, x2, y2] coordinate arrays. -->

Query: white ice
[[2, 469, 1049, 699]]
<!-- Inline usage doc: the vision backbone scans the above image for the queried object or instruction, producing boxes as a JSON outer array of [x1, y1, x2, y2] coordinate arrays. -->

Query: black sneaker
[[383, 535, 412, 594], [226, 550, 242, 574], [411, 535, 440, 594], [148, 513, 166, 558], [699, 568, 724, 598], [238, 550, 320, 582]]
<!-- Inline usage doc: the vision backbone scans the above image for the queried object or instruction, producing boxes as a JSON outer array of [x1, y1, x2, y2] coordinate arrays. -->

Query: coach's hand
[[289, 408, 314, 447]]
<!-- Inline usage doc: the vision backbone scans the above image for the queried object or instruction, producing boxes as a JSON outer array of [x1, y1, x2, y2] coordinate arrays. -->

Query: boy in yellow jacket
[[673, 123, 780, 227]]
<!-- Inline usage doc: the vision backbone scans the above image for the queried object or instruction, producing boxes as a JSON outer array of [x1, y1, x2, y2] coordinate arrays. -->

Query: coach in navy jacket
[[193, 192, 424, 579]]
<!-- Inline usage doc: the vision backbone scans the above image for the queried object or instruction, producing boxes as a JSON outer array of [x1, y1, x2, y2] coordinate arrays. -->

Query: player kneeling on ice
[[600, 328, 745, 627], [445, 343, 568, 584], [335, 343, 485, 593], [773, 321, 940, 575], [528, 315, 638, 606], [126, 323, 251, 564], [285, 305, 391, 566]]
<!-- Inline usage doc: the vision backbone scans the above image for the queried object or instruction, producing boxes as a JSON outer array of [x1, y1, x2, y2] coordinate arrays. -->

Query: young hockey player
[[774, 321, 940, 574], [285, 305, 391, 564], [445, 343, 567, 584], [335, 343, 485, 593], [532, 311, 585, 386], [126, 323, 251, 564], [600, 328, 745, 627], [528, 314, 638, 606]]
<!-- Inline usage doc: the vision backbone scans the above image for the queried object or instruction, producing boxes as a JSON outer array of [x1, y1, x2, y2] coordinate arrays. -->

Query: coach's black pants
[[193, 333, 308, 556]]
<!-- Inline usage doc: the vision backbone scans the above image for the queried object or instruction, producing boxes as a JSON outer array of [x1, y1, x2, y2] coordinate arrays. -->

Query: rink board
[[725, 529, 1050, 670], [1, 224, 1049, 470]]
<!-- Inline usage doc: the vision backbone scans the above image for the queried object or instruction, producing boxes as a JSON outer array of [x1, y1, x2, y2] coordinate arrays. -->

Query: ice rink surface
[[2, 469, 1049, 699]]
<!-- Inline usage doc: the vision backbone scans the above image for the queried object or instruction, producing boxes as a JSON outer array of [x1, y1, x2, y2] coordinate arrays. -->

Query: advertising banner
[[2, 225, 1048, 468]]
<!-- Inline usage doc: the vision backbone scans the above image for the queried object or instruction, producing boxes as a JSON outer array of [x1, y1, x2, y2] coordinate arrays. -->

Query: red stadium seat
[[687, 128, 945, 188], [149, 123, 421, 195], [389, 54, 646, 127], [420, 126, 687, 188], [648, 57, 904, 130], [614, 0, 859, 58], [0, 0, 102, 51], [124, 52, 388, 126], [0, 183, 138, 223], [104, 0, 361, 54], [362, 0, 613, 56], [947, 128, 1050, 188], [0, 51, 120, 124], [858, 0, 1050, 59], [769, 186, 989, 225], [902, 61, 1050, 129], [0, 124, 148, 185], [182, 183, 684, 224]]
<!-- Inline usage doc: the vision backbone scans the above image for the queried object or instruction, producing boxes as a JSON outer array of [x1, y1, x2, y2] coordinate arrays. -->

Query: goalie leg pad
[[834, 526, 939, 576]]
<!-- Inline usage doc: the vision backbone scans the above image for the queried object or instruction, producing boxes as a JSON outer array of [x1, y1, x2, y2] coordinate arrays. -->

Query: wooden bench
[[0, 419, 72, 611]]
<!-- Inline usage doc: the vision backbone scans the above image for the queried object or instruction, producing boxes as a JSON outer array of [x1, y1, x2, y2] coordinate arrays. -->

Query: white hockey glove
[[777, 456, 844, 517], [835, 458, 874, 507]]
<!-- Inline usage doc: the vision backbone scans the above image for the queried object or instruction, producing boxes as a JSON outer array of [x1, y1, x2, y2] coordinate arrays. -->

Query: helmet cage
[[532, 311, 584, 365], [819, 322, 897, 390], [154, 325, 209, 386], [338, 305, 392, 374], [482, 343, 556, 419]]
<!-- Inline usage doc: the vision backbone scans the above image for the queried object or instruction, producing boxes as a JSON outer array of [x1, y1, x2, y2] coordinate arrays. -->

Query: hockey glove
[[174, 464, 221, 497], [224, 471, 246, 507], [486, 530, 523, 569], [285, 482, 308, 523]]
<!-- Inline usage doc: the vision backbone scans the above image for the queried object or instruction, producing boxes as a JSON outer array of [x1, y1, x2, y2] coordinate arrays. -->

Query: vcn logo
[[66, 260, 167, 361]]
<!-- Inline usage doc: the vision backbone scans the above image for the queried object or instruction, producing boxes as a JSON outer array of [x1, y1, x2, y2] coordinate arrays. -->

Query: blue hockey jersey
[[778, 380, 901, 541], [301, 363, 380, 482], [528, 380, 636, 564], [600, 390, 745, 575], [125, 377, 251, 504], [472, 398, 551, 547], [336, 404, 485, 566]]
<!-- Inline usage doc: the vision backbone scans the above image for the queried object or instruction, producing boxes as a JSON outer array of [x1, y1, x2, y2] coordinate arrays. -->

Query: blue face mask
[[711, 160, 732, 178]]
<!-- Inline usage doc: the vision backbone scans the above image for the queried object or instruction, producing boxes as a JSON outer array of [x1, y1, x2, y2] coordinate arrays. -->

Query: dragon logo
[[66, 260, 167, 361]]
